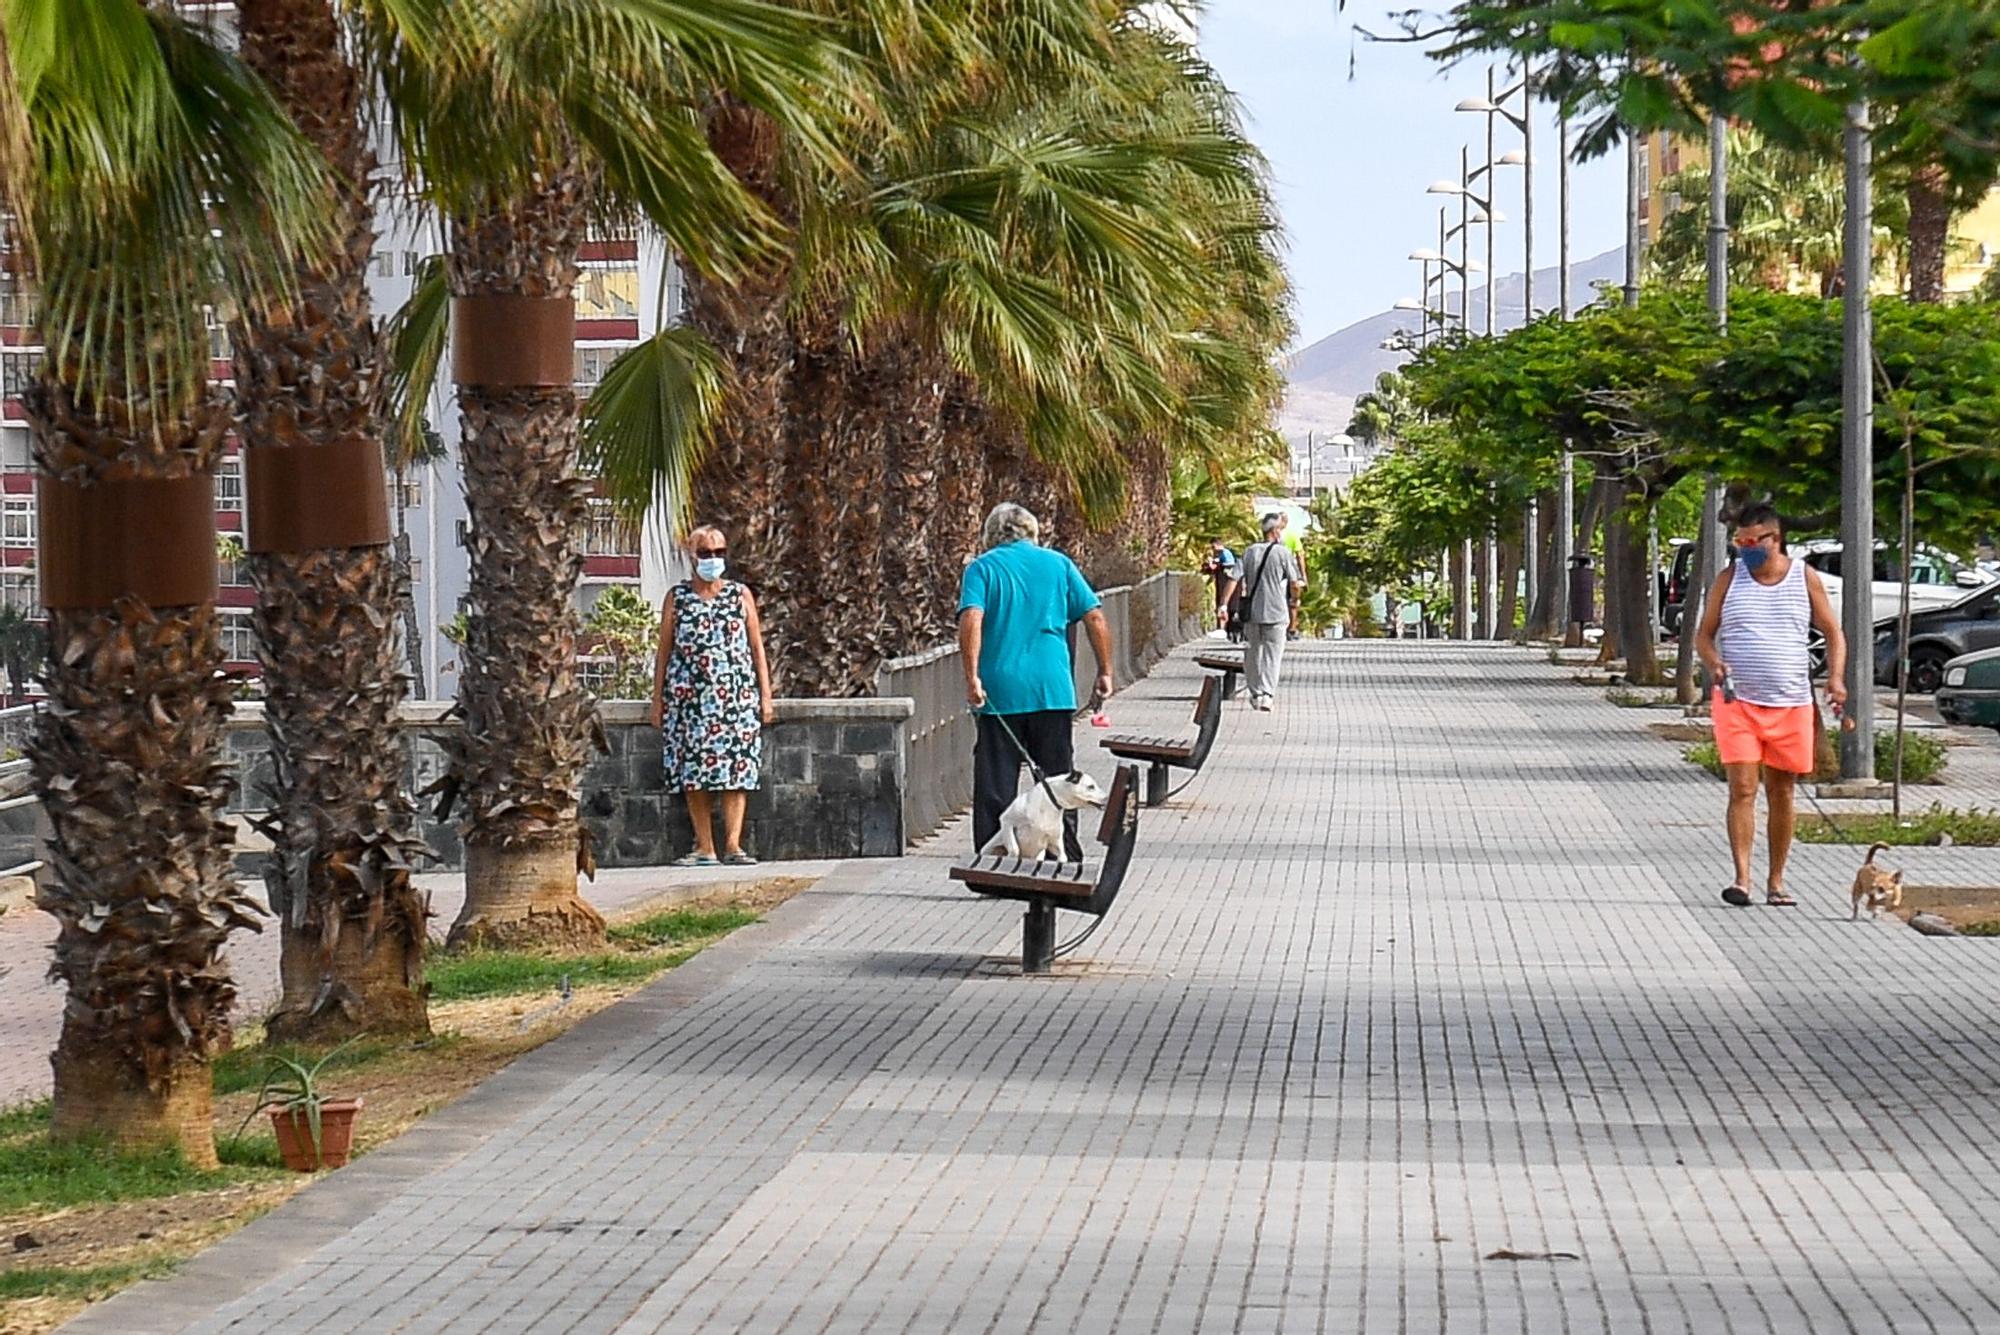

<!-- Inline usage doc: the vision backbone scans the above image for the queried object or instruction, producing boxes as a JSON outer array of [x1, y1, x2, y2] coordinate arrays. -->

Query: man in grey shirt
[[1239, 512, 1304, 711]]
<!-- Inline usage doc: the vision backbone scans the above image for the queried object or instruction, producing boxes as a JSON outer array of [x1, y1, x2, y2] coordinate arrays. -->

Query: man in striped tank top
[[1693, 503, 1848, 908]]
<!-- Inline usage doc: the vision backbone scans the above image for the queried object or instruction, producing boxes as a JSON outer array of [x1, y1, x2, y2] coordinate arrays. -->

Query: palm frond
[[382, 253, 449, 470], [582, 324, 728, 529]]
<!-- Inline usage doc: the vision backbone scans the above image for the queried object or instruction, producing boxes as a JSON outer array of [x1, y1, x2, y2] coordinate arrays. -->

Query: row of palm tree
[[6, 0, 1286, 1165]]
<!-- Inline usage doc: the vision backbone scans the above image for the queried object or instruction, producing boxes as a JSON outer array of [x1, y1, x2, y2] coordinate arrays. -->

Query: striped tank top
[[1717, 556, 1813, 707]]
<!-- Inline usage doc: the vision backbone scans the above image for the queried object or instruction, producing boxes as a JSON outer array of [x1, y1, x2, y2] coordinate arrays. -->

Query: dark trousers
[[973, 710, 1082, 860]]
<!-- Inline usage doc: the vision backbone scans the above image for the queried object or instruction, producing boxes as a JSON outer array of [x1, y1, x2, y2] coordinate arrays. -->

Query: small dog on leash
[[1850, 842, 1905, 921], [981, 771, 1107, 861]]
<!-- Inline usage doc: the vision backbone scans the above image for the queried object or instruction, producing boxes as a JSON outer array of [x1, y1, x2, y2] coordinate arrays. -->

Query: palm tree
[[11, 0, 332, 1162], [231, 0, 431, 1040], [615, 4, 1289, 692], [362, 0, 831, 947]]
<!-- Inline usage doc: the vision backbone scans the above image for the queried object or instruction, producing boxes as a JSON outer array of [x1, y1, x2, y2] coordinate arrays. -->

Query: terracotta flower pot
[[269, 1098, 364, 1172]]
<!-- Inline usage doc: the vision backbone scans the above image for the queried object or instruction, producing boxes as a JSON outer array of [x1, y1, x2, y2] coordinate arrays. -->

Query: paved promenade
[[69, 642, 2000, 1333]]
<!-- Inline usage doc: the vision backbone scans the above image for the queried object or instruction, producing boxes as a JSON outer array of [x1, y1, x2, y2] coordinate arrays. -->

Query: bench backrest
[[1090, 762, 1140, 914], [1185, 673, 1223, 769]]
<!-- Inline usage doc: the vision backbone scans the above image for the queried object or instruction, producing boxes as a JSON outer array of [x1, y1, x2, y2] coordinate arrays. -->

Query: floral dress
[[662, 581, 762, 793]]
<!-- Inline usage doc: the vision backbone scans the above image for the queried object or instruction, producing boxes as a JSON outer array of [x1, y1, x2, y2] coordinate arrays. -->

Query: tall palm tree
[[231, 0, 431, 1040], [11, 0, 332, 1162], [362, 0, 831, 947], [614, 4, 1289, 692]]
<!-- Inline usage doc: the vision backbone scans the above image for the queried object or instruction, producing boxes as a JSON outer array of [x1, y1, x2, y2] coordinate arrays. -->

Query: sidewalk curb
[[59, 860, 869, 1335]]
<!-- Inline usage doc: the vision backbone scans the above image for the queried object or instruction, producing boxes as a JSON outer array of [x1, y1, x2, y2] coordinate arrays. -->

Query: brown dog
[[1850, 842, 1904, 921]]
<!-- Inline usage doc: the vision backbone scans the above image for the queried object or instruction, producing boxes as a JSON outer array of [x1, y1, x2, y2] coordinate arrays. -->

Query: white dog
[[980, 770, 1108, 861]]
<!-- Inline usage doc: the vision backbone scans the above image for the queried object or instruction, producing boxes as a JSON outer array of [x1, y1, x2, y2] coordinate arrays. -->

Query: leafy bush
[[1685, 732, 1948, 784]]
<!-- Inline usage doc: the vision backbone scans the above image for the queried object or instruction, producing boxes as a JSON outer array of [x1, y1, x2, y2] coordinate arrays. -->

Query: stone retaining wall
[[225, 697, 912, 874]]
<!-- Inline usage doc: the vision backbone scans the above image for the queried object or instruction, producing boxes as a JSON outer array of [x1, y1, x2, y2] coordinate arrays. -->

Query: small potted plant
[[235, 1043, 365, 1172]]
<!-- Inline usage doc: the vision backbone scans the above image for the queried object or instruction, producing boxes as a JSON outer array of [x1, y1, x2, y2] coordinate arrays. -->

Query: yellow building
[[1641, 127, 2000, 297]]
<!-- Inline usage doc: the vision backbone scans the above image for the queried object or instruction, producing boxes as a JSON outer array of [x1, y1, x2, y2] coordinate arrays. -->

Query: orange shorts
[[1713, 698, 1817, 774]]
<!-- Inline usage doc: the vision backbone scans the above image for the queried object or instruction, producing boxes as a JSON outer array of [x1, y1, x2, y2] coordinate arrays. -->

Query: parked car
[[1871, 580, 2000, 693], [1798, 539, 1995, 625], [1937, 647, 2000, 732]]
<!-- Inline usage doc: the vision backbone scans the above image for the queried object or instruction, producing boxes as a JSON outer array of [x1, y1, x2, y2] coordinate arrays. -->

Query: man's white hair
[[1261, 512, 1285, 535], [982, 502, 1041, 550]]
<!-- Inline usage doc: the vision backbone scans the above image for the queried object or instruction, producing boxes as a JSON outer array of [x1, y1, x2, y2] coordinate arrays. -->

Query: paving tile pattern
[[61, 644, 2000, 1332]]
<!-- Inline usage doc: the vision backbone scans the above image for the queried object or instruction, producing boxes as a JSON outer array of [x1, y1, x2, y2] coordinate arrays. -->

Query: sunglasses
[[1733, 533, 1777, 548], [694, 546, 727, 558]]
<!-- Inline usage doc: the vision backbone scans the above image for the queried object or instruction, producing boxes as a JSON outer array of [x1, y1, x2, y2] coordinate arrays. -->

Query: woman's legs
[[685, 790, 717, 857], [720, 791, 748, 856]]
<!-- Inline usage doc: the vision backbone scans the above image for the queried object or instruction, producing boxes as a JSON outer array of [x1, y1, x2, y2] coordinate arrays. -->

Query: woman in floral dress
[[649, 525, 775, 866]]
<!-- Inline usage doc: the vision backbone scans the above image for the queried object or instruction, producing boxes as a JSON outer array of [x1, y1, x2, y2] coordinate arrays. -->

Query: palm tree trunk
[[29, 376, 256, 1167], [1907, 161, 1951, 304], [686, 102, 794, 686], [779, 311, 876, 695], [235, 0, 429, 1040], [878, 336, 949, 661], [443, 173, 606, 950], [930, 379, 988, 641], [1526, 488, 1560, 639]]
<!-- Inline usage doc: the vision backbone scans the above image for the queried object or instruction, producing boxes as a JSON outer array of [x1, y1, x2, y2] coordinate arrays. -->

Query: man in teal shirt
[[959, 502, 1116, 858]]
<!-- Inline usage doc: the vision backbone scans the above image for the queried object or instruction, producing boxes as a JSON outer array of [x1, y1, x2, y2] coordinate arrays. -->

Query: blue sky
[[1196, 1, 1629, 350]]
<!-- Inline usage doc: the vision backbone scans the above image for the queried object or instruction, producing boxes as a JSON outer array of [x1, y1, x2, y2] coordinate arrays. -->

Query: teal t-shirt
[[958, 541, 1101, 715]]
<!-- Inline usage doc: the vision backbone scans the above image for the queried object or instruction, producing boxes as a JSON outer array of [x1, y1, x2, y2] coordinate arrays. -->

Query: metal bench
[[1099, 673, 1222, 807], [950, 763, 1140, 974], [1192, 650, 1243, 700]]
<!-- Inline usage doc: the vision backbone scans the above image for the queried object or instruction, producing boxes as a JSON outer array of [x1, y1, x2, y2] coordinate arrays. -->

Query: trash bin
[[1567, 554, 1595, 626]]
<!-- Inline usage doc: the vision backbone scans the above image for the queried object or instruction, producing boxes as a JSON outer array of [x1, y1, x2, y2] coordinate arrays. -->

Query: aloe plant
[[231, 1039, 359, 1165]]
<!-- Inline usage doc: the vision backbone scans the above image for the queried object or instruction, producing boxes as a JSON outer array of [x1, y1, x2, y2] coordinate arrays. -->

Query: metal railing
[[878, 571, 1197, 844]]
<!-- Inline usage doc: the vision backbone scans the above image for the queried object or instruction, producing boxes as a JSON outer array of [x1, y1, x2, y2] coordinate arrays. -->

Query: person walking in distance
[[1239, 512, 1304, 712], [1693, 503, 1848, 907], [959, 502, 1115, 859], [1201, 537, 1241, 635]]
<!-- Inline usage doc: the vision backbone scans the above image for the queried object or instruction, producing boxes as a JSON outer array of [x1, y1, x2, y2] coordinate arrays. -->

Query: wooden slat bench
[[950, 763, 1139, 974], [1099, 672, 1222, 807], [1192, 650, 1244, 700]]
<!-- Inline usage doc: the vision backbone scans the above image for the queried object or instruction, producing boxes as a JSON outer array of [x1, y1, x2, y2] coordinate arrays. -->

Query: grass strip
[[428, 904, 761, 1003], [0, 1119, 278, 1212], [1797, 805, 2000, 846], [0, 1260, 180, 1302]]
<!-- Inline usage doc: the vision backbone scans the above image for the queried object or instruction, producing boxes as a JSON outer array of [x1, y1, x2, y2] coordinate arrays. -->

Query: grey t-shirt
[[1239, 540, 1301, 625]]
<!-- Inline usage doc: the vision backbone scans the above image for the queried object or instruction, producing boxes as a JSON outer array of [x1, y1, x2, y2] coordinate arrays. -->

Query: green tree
[[11, 0, 331, 1163], [583, 585, 661, 702]]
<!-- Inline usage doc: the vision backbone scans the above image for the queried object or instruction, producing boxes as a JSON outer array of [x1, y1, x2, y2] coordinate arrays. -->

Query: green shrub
[[1684, 731, 1948, 784]]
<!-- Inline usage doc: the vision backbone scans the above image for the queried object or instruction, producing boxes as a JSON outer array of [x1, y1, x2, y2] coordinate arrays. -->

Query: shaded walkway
[[72, 642, 2000, 1333]]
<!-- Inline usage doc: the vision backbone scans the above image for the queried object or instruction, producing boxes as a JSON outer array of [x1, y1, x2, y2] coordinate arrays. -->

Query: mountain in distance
[[1279, 244, 1628, 451]]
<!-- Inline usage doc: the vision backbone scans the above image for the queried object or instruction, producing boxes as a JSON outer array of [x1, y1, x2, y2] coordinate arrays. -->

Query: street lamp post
[[1840, 97, 1876, 780]]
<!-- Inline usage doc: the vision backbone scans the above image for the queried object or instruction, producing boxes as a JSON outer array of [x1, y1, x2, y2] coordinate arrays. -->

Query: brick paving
[[61, 641, 2000, 1333]]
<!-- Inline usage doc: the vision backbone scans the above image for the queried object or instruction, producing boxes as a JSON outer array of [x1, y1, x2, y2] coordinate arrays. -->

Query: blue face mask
[[695, 557, 726, 582], [1736, 544, 1771, 574]]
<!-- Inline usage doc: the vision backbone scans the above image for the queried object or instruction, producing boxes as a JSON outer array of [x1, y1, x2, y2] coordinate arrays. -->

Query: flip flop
[[672, 852, 718, 868], [720, 851, 758, 867], [1765, 889, 1797, 907], [1721, 886, 1753, 907]]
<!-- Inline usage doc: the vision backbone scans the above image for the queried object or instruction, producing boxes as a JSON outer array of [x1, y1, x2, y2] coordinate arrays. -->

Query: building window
[[576, 262, 639, 321], [0, 279, 35, 330], [204, 307, 231, 362], [394, 477, 423, 510], [220, 614, 258, 663], [1, 350, 40, 400], [407, 558, 422, 586], [0, 570, 34, 614], [215, 454, 243, 512], [582, 498, 637, 557], [575, 346, 622, 392], [2, 496, 32, 546], [374, 251, 395, 278], [402, 250, 425, 276]]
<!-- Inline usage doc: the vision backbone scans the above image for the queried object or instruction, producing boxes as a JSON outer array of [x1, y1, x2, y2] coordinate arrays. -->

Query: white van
[[1794, 540, 1996, 625]]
